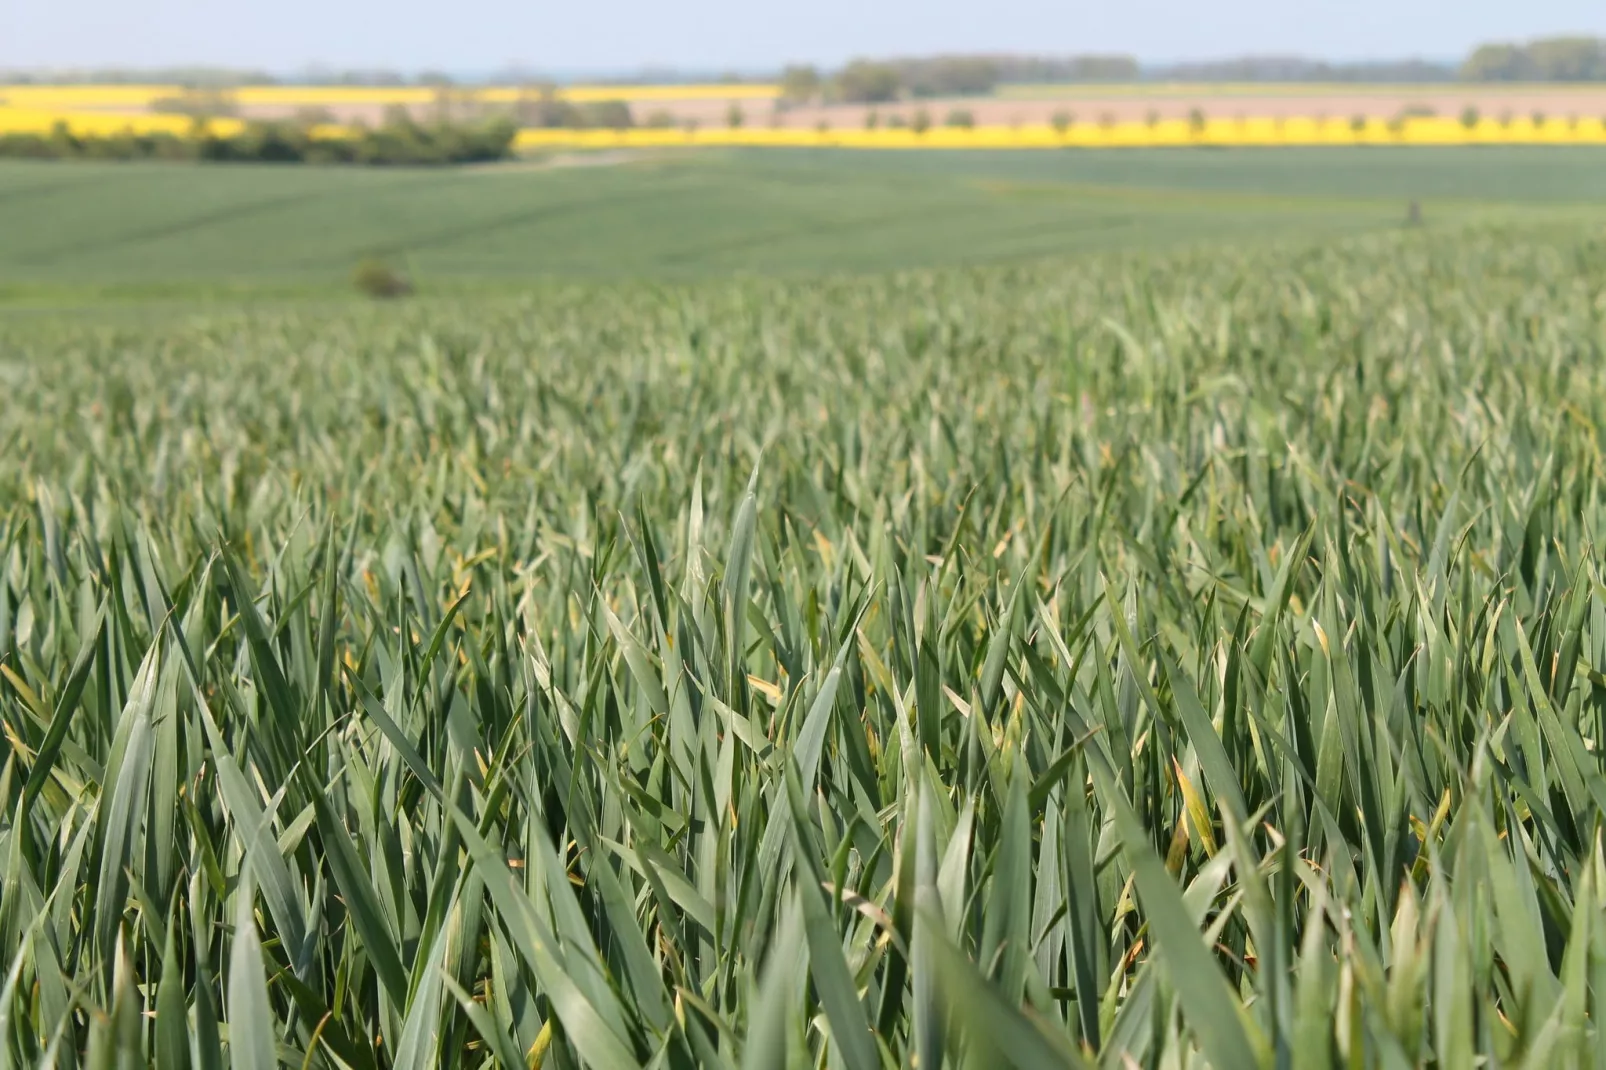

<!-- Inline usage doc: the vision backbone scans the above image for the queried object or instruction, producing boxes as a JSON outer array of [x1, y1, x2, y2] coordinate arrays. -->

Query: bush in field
[[1461, 105, 1481, 128], [910, 107, 931, 133], [643, 110, 676, 128], [726, 102, 745, 129], [579, 100, 633, 131], [1189, 107, 1208, 133], [864, 109, 880, 129], [944, 108, 974, 129], [1051, 109, 1074, 134], [351, 257, 412, 297]]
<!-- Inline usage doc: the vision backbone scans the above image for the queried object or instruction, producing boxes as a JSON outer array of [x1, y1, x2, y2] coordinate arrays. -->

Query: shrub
[[1460, 105, 1480, 129], [1350, 114, 1369, 133], [643, 110, 677, 129], [514, 87, 578, 128], [779, 64, 821, 103], [580, 100, 633, 131], [1532, 111, 1548, 128], [864, 109, 880, 130], [833, 60, 901, 104], [1188, 107, 1207, 133], [1051, 110, 1074, 135], [726, 103, 745, 129], [910, 108, 931, 134], [944, 109, 974, 129], [352, 258, 412, 298]]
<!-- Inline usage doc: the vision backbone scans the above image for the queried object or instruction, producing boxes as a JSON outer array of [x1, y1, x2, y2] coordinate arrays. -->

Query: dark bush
[[0, 116, 518, 166], [352, 259, 412, 298]]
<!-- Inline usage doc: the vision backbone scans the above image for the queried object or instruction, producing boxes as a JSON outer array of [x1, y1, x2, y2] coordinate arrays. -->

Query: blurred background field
[[3, 146, 1606, 303]]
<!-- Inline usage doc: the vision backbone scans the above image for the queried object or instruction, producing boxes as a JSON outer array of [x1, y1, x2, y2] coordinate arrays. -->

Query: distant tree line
[[781, 55, 1139, 103], [0, 116, 517, 165], [509, 89, 638, 130], [778, 36, 1606, 103], [1153, 58, 1457, 83], [0, 66, 283, 86], [1461, 37, 1606, 81], [6, 35, 1606, 96]]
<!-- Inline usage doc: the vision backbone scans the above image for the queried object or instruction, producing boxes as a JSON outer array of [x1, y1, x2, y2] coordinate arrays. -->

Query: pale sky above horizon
[[2, 0, 1603, 75]]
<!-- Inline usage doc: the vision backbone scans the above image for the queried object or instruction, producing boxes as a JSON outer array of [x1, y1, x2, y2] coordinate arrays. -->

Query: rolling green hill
[[2, 146, 1604, 301]]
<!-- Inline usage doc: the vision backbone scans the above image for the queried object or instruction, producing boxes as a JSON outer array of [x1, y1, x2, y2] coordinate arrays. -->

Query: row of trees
[[780, 37, 1606, 104], [0, 116, 517, 165], [1462, 37, 1606, 82], [780, 55, 1139, 104]]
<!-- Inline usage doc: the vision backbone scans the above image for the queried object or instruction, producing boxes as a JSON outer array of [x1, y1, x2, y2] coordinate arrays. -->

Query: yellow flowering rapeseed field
[[3, 83, 1605, 149]]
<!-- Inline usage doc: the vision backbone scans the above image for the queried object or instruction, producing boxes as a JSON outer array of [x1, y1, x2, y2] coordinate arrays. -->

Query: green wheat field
[[2, 148, 1606, 1068]]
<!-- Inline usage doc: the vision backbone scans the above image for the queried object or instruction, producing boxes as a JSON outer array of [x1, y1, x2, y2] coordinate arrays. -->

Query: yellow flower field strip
[[3, 106, 1604, 148], [0, 108, 245, 137]]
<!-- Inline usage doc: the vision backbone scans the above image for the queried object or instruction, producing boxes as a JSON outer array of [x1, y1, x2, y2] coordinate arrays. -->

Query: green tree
[[834, 60, 901, 103], [779, 64, 821, 103], [1462, 36, 1606, 81]]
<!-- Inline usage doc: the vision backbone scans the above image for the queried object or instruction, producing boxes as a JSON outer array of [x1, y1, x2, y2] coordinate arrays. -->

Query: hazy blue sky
[[3, 0, 1603, 74]]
